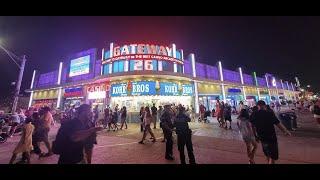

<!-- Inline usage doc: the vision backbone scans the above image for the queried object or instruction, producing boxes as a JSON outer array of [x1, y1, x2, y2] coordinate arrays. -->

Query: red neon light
[[102, 54, 183, 64]]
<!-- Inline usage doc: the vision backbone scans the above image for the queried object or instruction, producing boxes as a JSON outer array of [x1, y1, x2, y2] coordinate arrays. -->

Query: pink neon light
[[102, 54, 183, 64]]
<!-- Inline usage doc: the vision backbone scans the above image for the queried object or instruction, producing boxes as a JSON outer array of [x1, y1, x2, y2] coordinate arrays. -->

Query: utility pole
[[0, 41, 27, 114], [11, 55, 26, 113]]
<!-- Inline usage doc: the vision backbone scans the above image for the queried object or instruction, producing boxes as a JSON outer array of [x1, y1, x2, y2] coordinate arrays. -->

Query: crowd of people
[[2, 97, 320, 164], [8, 106, 55, 164]]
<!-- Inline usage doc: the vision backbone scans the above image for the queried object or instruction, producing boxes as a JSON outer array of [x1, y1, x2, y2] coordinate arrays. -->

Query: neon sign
[[272, 77, 277, 87], [113, 44, 173, 57], [64, 87, 83, 97], [160, 82, 179, 96], [182, 84, 193, 96], [102, 43, 183, 65]]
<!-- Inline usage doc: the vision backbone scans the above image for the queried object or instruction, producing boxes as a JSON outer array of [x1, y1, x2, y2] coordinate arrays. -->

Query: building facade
[[27, 42, 299, 120]]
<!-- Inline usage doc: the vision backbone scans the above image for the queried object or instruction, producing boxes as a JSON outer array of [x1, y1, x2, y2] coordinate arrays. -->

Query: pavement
[[0, 108, 319, 164]]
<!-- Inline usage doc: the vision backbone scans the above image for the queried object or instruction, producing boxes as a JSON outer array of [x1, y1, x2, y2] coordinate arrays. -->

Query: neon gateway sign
[[103, 43, 183, 64]]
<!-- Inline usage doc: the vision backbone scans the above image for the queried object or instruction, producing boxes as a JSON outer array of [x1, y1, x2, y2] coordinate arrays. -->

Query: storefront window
[[113, 60, 124, 73], [103, 64, 110, 75], [177, 64, 183, 73], [162, 61, 173, 72]]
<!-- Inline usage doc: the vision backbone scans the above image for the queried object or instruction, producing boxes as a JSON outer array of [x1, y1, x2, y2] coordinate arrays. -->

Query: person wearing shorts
[[250, 100, 291, 164]]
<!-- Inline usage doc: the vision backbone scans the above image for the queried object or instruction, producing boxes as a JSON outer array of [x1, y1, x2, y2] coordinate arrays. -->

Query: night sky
[[0, 16, 319, 99]]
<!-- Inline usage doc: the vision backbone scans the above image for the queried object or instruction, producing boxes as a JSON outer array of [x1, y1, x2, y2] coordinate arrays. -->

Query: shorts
[[261, 141, 279, 160]]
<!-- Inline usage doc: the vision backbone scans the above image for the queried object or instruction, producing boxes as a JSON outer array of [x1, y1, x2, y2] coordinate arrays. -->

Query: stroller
[[278, 111, 298, 131], [203, 110, 212, 123]]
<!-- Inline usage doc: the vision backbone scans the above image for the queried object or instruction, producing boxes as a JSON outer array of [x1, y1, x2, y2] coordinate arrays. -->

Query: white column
[[173, 44, 177, 72], [28, 92, 34, 108], [101, 48, 104, 75], [239, 67, 246, 101], [190, 53, 199, 113], [56, 62, 63, 109], [124, 60, 129, 72], [110, 43, 114, 58], [191, 54, 196, 78], [109, 43, 114, 74], [218, 61, 226, 102], [181, 49, 184, 73], [28, 70, 37, 108], [257, 88, 261, 100], [56, 87, 62, 109], [194, 81, 199, 114], [158, 61, 163, 71], [173, 63, 177, 73], [57, 62, 63, 85], [265, 75, 271, 98], [275, 79, 280, 103]]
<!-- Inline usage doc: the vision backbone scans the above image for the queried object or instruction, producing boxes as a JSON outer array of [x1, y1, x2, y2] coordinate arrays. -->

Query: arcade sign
[[102, 43, 183, 65], [64, 87, 83, 98], [86, 83, 110, 99]]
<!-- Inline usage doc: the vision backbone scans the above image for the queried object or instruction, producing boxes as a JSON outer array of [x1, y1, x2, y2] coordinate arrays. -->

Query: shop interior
[[110, 95, 193, 112], [198, 95, 221, 111]]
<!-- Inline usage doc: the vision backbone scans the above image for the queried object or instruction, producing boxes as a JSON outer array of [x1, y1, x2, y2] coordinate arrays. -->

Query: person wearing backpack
[[52, 104, 103, 164]]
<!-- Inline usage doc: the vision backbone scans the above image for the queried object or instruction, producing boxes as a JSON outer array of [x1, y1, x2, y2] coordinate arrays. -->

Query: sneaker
[[138, 141, 144, 144], [165, 156, 174, 160]]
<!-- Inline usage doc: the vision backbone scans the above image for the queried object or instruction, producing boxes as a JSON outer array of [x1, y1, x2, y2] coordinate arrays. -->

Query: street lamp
[[0, 40, 27, 113]]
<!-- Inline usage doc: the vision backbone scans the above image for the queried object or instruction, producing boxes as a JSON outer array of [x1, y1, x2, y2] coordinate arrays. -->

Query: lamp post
[[0, 42, 27, 113]]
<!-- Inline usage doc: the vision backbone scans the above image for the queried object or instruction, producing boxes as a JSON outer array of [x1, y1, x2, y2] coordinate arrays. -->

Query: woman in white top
[[138, 107, 156, 144]]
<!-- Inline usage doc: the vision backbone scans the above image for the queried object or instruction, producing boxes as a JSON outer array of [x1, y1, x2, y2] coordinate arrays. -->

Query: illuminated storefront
[[62, 86, 84, 110], [31, 89, 60, 109], [85, 82, 110, 112], [244, 87, 259, 107], [109, 79, 194, 112], [258, 88, 270, 104], [224, 85, 244, 107], [197, 83, 222, 111]]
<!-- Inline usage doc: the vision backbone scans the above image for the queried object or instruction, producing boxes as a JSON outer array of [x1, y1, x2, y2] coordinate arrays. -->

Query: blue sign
[[69, 55, 90, 77], [131, 81, 156, 96], [110, 83, 127, 97], [160, 82, 179, 96], [182, 84, 193, 96], [228, 88, 241, 93]]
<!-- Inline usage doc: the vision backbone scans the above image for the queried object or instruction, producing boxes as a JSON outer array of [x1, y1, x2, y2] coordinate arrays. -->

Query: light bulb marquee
[[102, 43, 183, 65]]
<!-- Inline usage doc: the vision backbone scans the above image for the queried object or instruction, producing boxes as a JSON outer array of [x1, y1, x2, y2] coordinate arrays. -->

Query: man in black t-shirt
[[53, 104, 103, 164], [250, 100, 291, 164]]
